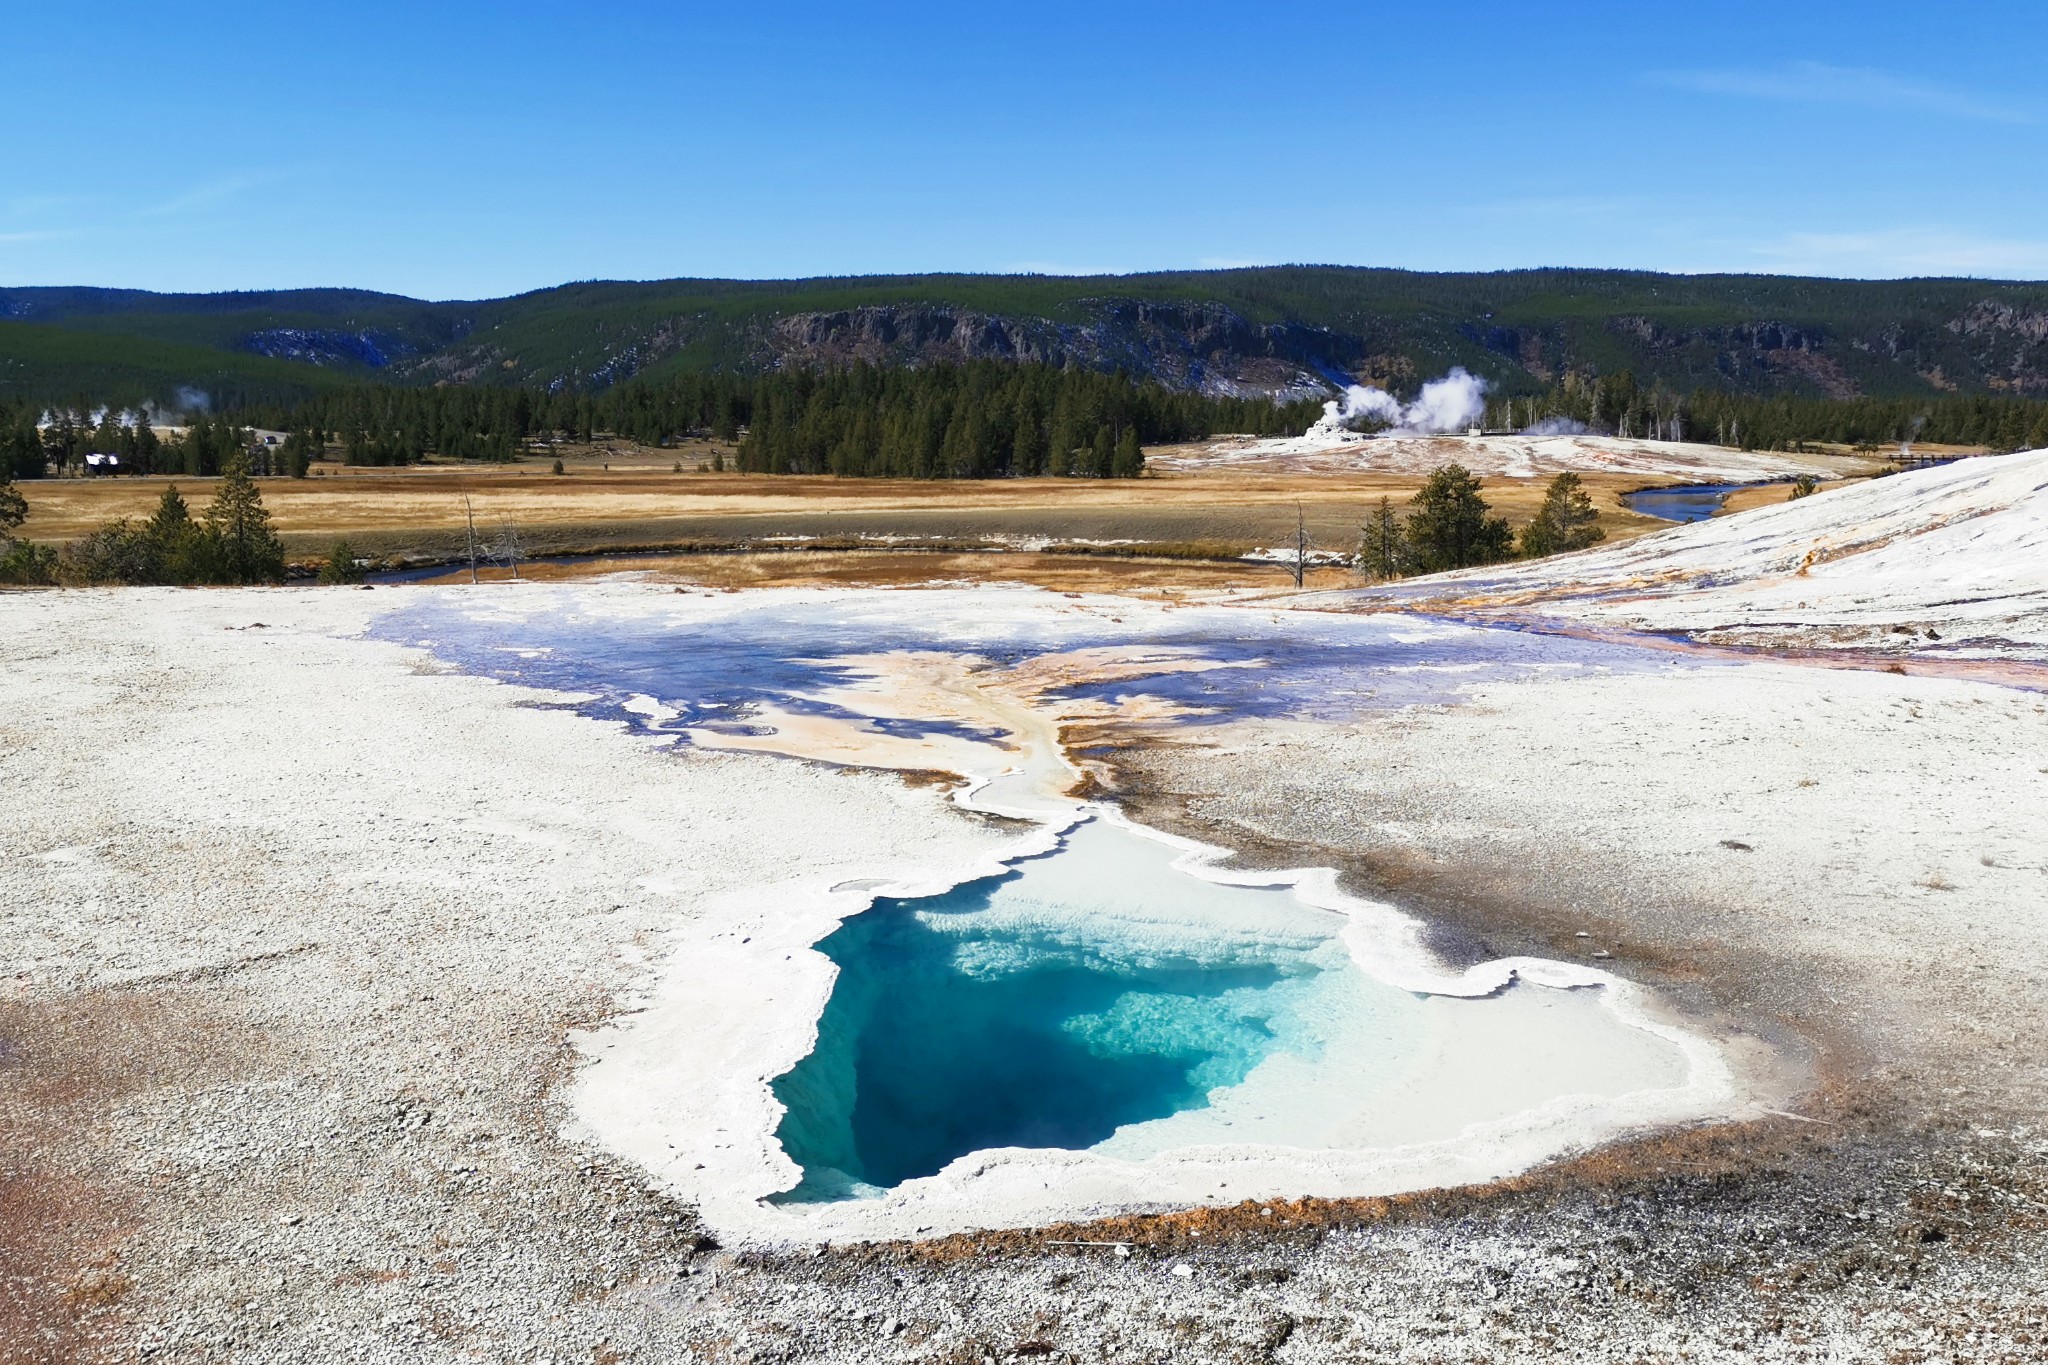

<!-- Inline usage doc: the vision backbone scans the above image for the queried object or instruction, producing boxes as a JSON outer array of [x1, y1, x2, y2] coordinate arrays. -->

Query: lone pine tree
[[1518, 471, 1606, 558], [1358, 496, 1406, 580], [205, 454, 286, 584]]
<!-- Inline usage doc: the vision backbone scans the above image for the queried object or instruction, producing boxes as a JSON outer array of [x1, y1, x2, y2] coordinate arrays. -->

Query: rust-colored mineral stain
[[0, 990, 242, 1364]]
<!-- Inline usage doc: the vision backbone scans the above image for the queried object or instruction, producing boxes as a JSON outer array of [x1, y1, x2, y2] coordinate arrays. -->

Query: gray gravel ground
[[5, 588, 2046, 1364]]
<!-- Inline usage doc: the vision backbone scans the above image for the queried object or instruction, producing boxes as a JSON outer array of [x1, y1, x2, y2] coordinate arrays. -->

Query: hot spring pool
[[767, 815, 1690, 1204], [370, 585, 1746, 1236]]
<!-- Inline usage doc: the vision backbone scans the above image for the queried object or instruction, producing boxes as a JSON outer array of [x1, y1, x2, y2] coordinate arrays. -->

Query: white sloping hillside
[[1303, 449, 2048, 660], [1156, 431, 1868, 482]]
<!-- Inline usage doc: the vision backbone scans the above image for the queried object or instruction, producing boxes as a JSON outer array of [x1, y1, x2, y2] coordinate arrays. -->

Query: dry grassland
[[1719, 483, 1807, 516], [17, 439, 1692, 574]]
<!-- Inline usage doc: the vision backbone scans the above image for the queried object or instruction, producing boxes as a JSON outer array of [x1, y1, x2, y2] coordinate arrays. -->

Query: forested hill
[[7, 267, 2048, 408]]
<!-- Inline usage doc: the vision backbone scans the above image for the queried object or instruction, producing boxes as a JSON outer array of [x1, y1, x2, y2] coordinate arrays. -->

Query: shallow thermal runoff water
[[368, 584, 1762, 1241]]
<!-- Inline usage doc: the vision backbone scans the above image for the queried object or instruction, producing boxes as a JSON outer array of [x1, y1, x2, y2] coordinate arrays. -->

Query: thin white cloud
[[1653, 61, 2034, 124], [1751, 227, 2048, 279], [3, 193, 87, 216], [140, 175, 262, 219], [0, 229, 74, 244]]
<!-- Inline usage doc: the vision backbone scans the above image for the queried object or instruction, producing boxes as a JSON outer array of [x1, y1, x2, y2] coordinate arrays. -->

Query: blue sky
[[5, 1, 2045, 297]]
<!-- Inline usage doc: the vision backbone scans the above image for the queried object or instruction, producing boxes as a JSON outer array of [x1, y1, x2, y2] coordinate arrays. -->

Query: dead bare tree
[[462, 495, 481, 584], [493, 519, 526, 580], [1292, 504, 1309, 589]]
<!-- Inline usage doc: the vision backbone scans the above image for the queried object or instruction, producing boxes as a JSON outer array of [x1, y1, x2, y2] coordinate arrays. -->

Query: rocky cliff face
[[757, 294, 2048, 401], [763, 301, 1351, 401], [243, 327, 420, 369]]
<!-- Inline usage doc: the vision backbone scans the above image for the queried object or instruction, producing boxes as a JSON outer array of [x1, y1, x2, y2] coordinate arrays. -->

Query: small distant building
[[84, 452, 122, 474]]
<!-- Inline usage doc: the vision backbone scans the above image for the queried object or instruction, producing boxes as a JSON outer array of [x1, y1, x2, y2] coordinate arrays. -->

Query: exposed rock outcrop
[[764, 300, 1351, 400]]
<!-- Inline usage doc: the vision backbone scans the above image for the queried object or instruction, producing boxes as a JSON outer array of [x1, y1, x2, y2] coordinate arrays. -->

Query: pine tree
[[6, 413, 46, 478], [204, 454, 286, 584], [1047, 432, 1072, 478], [179, 420, 207, 477], [0, 467, 56, 584], [44, 415, 74, 476], [1405, 464, 1513, 572], [279, 429, 313, 478], [319, 539, 365, 585], [139, 483, 200, 581], [0, 469, 25, 536], [1011, 406, 1044, 476], [1112, 427, 1144, 479], [1518, 471, 1606, 558], [1357, 496, 1406, 579], [1048, 391, 1079, 477], [146, 483, 191, 541]]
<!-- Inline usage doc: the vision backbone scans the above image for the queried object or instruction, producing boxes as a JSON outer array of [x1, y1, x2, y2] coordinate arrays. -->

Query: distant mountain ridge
[[6, 267, 2048, 407]]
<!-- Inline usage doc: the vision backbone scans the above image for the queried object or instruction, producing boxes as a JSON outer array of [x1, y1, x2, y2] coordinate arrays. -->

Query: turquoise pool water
[[770, 817, 1428, 1200]]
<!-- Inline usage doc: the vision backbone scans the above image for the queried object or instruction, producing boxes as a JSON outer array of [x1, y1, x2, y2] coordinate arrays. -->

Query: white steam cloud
[[1327, 385, 1403, 428], [1313, 367, 1492, 439], [38, 405, 153, 429], [1522, 415, 1589, 436], [1396, 368, 1491, 434]]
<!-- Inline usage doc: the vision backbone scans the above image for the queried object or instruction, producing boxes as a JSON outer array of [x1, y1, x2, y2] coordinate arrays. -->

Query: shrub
[[0, 469, 56, 584], [319, 539, 366, 585], [0, 537, 57, 585], [60, 521, 154, 584]]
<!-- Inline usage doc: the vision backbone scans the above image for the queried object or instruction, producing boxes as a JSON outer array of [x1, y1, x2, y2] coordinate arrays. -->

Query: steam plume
[[1522, 416, 1590, 436], [1313, 367, 1492, 438]]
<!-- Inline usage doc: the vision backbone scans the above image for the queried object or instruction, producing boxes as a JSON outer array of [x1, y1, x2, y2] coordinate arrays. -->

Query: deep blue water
[[768, 817, 1407, 1198], [1622, 483, 1750, 523], [771, 884, 1287, 1194]]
